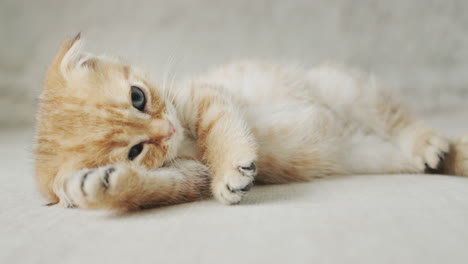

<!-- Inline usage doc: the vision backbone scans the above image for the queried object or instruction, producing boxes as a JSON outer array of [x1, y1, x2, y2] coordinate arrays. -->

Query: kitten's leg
[[62, 159, 210, 210], [252, 105, 415, 184], [305, 65, 449, 173], [173, 83, 258, 204], [337, 129, 417, 175]]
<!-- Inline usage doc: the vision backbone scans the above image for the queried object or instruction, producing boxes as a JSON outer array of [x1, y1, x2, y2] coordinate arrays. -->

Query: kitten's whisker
[[162, 54, 176, 102], [164, 53, 183, 105], [171, 70, 189, 107], [163, 60, 176, 104], [168, 67, 179, 105], [168, 51, 183, 104], [166, 56, 178, 101]]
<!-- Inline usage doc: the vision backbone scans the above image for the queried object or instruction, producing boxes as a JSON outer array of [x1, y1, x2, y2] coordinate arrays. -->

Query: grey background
[[1, 0, 468, 127]]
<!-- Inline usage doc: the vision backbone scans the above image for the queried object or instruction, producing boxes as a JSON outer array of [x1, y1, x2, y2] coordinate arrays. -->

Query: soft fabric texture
[[1, 109, 467, 263]]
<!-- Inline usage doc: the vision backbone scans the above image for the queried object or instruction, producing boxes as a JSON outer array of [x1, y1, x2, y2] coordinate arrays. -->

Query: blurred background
[[2, 2, 468, 263], [1, 0, 468, 127]]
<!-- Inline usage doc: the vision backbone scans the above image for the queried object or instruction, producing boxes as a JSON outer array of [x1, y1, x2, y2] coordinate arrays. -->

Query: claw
[[102, 167, 114, 189], [80, 170, 92, 196]]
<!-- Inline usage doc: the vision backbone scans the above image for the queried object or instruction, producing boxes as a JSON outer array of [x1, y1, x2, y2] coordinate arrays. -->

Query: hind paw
[[410, 131, 449, 172], [444, 134, 468, 176]]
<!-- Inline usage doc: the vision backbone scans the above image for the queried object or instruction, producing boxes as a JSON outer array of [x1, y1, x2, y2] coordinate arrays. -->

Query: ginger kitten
[[34, 34, 468, 210]]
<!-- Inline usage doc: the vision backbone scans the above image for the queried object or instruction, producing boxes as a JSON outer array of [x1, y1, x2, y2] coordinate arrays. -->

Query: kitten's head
[[35, 34, 184, 203]]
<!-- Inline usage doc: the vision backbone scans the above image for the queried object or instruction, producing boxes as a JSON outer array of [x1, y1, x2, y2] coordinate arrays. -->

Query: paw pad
[[227, 182, 253, 193], [238, 162, 257, 176]]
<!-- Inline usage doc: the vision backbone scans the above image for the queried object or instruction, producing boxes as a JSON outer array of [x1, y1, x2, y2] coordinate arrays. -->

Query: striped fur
[[34, 36, 468, 210]]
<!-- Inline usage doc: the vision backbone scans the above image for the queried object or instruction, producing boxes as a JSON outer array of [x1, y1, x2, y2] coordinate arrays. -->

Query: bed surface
[[2, 108, 468, 264]]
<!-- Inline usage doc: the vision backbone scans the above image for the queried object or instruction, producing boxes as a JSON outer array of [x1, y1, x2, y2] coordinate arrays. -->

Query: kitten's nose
[[166, 122, 176, 139], [148, 120, 176, 140]]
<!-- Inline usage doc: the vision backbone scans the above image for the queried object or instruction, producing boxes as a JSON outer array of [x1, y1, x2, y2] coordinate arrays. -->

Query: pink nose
[[166, 122, 176, 139], [147, 120, 176, 140]]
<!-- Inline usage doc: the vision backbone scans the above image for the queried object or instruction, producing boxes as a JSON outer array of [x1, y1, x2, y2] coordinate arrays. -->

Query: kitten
[[34, 34, 468, 210]]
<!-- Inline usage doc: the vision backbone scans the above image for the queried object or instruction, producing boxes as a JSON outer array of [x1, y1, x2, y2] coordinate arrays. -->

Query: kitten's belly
[[244, 101, 346, 183]]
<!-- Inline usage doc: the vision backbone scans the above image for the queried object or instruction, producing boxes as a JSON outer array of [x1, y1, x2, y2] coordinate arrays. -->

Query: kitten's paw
[[66, 165, 125, 208], [442, 134, 468, 177], [411, 132, 449, 172], [212, 161, 256, 205]]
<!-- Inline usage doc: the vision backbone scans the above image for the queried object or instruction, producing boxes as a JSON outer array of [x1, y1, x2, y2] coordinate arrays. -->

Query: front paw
[[212, 161, 256, 205], [65, 165, 124, 208]]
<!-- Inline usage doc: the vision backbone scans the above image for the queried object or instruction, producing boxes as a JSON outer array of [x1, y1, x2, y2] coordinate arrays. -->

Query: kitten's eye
[[128, 143, 144, 160], [131, 86, 146, 111]]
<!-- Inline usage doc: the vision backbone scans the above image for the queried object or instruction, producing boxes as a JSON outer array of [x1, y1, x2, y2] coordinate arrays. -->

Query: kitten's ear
[[51, 33, 94, 78]]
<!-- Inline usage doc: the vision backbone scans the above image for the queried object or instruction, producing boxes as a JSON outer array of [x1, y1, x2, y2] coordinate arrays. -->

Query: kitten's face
[[35, 35, 184, 202]]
